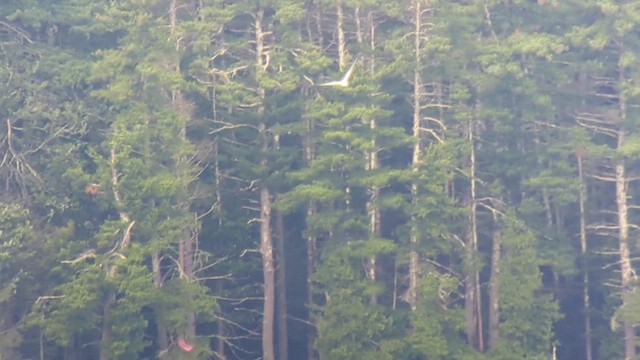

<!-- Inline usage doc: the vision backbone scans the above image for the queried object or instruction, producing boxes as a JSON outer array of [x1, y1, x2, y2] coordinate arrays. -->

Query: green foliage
[[493, 217, 561, 358], [0, 204, 31, 274], [4, 0, 640, 359], [36, 266, 105, 346], [314, 246, 401, 359], [408, 273, 467, 359], [315, 296, 398, 360]]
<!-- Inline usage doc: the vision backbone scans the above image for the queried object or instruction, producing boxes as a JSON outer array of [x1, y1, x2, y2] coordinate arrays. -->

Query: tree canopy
[[1, 1, 640, 359]]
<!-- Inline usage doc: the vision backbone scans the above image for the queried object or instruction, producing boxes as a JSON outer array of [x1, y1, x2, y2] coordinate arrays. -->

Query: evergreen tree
[[5, 1, 640, 359]]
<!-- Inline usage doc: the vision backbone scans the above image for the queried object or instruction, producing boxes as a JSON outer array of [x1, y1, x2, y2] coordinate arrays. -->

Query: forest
[[2, 0, 640, 359]]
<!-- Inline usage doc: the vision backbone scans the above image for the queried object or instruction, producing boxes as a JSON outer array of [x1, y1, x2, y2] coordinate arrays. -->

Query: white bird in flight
[[317, 57, 359, 87]]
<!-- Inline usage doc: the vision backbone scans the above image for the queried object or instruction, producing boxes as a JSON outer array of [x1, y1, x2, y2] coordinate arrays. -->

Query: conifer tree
[[7, 0, 640, 359], [564, 2, 640, 358]]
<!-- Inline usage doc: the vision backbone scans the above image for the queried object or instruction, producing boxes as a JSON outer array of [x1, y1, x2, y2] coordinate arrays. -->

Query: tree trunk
[[303, 103, 318, 359], [99, 292, 115, 360], [152, 252, 169, 354], [315, 5, 324, 48], [306, 204, 318, 360], [465, 121, 484, 352], [336, 1, 346, 70], [212, 141, 227, 360], [216, 314, 227, 360], [64, 338, 77, 360], [488, 223, 500, 351], [335, 0, 352, 219], [40, 331, 44, 360], [173, 89, 197, 340], [169, 0, 198, 343], [275, 204, 288, 360], [100, 148, 135, 360], [616, 154, 635, 360], [178, 228, 196, 338], [541, 186, 560, 293], [577, 154, 592, 360], [260, 185, 276, 360], [366, 148, 380, 306], [255, 8, 276, 359], [407, 0, 423, 311], [616, 46, 635, 359], [359, 9, 380, 306]]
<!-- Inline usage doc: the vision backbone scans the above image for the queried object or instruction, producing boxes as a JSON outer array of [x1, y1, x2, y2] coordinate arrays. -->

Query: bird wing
[[316, 56, 359, 87], [317, 80, 343, 86], [178, 337, 194, 352], [302, 74, 315, 85], [341, 58, 359, 82]]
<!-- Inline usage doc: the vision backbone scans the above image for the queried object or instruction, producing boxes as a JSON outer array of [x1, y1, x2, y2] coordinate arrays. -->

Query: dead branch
[[109, 148, 130, 221], [34, 295, 65, 304], [193, 254, 230, 275], [23, 124, 70, 156], [587, 224, 619, 231], [444, 233, 466, 248], [61, 250, 97, 265], [166, 254, 187, 280], [590, 174, 617, 182], [209, 124, 259, 135], [195, 274, 234, 281], [239, 248, 260, 257], [5, 119, 42, 185], [418, 127, 444, 143], [210, 65, 249, 84], [0, 20, 33, 43], [483, 4, 499, 43], [240, 179, 259, 192], [119, 221, 136, 250], [424, 258, 463, 279]]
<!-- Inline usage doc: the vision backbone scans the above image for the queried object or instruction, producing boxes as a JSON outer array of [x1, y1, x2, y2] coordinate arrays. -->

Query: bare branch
[[590, 174, 617, 182], [209, 124, 258, 135], [0, 21, 33, 43], [34, 295, 65, 304], [587, 224, 619, 231], [61, 250, 97, 265]]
